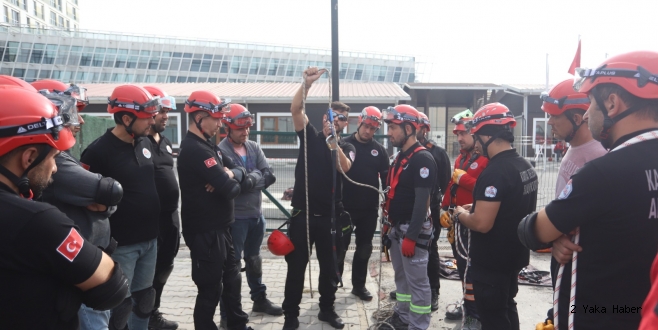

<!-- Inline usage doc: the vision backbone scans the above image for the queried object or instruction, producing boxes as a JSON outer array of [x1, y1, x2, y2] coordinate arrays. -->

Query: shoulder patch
[[371, 149, 379, 157], [349, 151, 356, 162], [166, 145, 173, 154], [420, 167, 429, 178], [470, 162, 478, 170], [142, 148, 152, 159], [558, 179, 573, 200], [204, 157, 218, 168], [484, 186, 497, 198], [57, 228, 84, 262]]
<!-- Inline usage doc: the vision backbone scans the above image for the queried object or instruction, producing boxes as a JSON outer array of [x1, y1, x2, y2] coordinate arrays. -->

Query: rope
[[301, 74, 313, 298], [454, 218, 471, 329]]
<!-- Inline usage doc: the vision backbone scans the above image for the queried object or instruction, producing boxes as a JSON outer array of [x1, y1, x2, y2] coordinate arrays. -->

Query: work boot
[[282, 316, 299, 330], [431, 288, 440, 312], [445, 303, 463, 320], [389, 290, 397, 300], [318, 309, 345, 329], [462, 315, 482, 330], [252, 293, 283, 316], [148, 309, 178, 330], [351, 287, 373, 301], [380, 312, 408, 330]]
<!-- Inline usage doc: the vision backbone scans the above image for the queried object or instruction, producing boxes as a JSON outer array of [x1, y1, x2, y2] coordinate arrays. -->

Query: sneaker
[[389, 290, 397, 300], [431, 289, 439, 311], [351, 287, 373, 301], [380, 312, 408, 330], [317, 309, 345, 329], [445, 303, 463, 320], [462, 316, 482, 330], [252, 293, 283, 316], [148, 310, 178, 330], [282, 316, 299, 330]]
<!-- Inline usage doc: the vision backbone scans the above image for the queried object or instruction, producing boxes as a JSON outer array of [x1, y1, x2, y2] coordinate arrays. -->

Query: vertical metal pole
[[331, 0, 339, 101], [543, 53, 548, 169], [523, 94, 528, 158]]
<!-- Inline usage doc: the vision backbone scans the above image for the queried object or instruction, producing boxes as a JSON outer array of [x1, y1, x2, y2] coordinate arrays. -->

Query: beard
[[29, 173, 53, 199], [151, 123, 166, 134]]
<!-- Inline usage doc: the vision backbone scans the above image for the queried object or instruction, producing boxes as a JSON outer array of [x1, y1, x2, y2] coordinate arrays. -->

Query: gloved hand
[[447, 225, 455, 244], [401, 238, 416, 257], [535, 320, 554, 330], [452, 169, 467, 185], [440, 210, 453, 228]]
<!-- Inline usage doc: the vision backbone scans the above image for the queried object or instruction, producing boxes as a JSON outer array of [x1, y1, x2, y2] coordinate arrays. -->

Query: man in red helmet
[[0, 86, 129, 329], [342, 106, 390, 301], [217, 103, 282, 324], [177, 91, 252, 330], [438, 113, 488, 328], [453, 102, 536, 330], [381, 104, 437, 330], [81, 84, 162, 330], [32, 79, 126, 330], [519, 51, 658, 330], [282, 67, 355, 330], [142, 86, 181, 330]]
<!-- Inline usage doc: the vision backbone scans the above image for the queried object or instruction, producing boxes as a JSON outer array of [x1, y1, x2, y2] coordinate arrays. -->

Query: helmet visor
[[187, 97, 231, 115], [65, 85, 88, 105], [160, 96, 176, 110], [39, 90, 79, 126], [466, 112, 514, 130], [361, 115, 381, 128], [573, 66, 658, 92], [108, 96, 162, 115], [539, 91, 590, 109], [382, 106, 418, 124], [227, 111, 254, 127]]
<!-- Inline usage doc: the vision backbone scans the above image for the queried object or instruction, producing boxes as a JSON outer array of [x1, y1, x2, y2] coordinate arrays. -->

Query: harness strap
[[383, 145, 426, 224]]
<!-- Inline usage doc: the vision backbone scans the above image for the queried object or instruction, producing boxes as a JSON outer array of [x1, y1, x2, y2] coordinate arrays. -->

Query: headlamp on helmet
[[185, 97, 231, 116], [108, 96, 162, 116], [451, 109, 474, 124]]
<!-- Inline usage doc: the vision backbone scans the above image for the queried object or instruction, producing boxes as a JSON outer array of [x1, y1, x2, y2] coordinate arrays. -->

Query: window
[[33, 2, 43, 19], [49, 0, 61, 11], [50, 11, 56, 25], [9, 0, 19, 7], [10, 9, 19, 25], [58, 15, 63, 27], [257, 113, 298, 148], [67, 4, 76, 19]]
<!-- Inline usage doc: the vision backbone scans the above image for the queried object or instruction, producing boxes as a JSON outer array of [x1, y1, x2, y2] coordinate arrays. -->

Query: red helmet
[[469, 103, 516, 135], [184, 91, 230, 118], [541, 79, 590, 116], [453, 117, 472, 134], [418, 112, 431, 130], [222, 104, 253, 130], [144, 86, 176, 110], [575, 51, 658, 99], [358, 106, 382, 128], [31, 80, 88, 112], [31, 79, 68, 93], [382, 104, 420, 130], [0, 87, 75, 157], [108, 85, 160, 119], [0, 75, 37, 92], [267, 230, 295, 256]]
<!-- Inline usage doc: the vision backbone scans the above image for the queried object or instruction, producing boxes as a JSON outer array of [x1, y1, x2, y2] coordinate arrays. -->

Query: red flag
[[568, 39, 581, 75]]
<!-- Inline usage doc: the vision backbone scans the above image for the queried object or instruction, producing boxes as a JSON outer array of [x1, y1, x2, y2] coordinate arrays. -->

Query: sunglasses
[[331, 111, 348, 122]]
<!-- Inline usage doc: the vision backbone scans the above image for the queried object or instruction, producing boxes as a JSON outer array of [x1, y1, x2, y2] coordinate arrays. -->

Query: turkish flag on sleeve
[[568, 39, 581, 75], [56, 228, 84, 262]]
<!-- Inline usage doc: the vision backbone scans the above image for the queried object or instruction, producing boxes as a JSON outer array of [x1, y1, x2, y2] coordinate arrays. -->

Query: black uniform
[[148, 134, 181, 312], [0, 182, 103, 329], [341, 133, 389, 290], [177, 131, 249, 330], [283, 122, 355, 317], [419, 138, 451, 292], [469, 149, 536, 330], [81, 129, 160, 246], [545, 130, 658, 330]]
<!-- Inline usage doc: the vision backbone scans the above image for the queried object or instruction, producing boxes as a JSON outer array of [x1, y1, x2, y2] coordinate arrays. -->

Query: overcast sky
[[79, 0, 658, 85]]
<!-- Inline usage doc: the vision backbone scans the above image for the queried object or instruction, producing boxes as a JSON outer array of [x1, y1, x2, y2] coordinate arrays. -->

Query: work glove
[[535, 320, 554, 330], [452, 169, 467, 185], [401, 237, 416, 257], [447, 225, 455, 245], [440, 210, 453, 228]]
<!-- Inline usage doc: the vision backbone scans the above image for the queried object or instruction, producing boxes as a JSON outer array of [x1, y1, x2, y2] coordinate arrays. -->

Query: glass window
[[190, 59, 201, 72], [38, 69, 51, 79], [75, 71, 87, 82], [268, 59, 279, 76], [182, 53, 192, 59], [200, 60, 211, 72], [100, 72, 110, 82], [239, 57, 250, 74], [79, 52, 92, 66], [187, 77, 197, 83], [25, 69, 38, 82], [49, 11, 56, 25], [169, 58, 181, 71], [208, 78, 218, 83], [92, 53, 104, 67], [220, 61, 228, 73], [13, 68, 25, 78], [111, 73, 123, 82], [137, 56, 148, 69], [260, 116, 298, 145], [10, 8, 19, 25], [30, 45, 43, 64], [180, 59, 191, 71], [161, 114, 179, 145], [197, 77, 207, 83], [51, 70, 61, 79], [176, 76, 186, 83], [230, 56, 241, 74], [114, 54, 127, 68], [124, 74, 133, 83], [149, 58, 159, 70], [126, 56, 138, 69], [103, 55, 115, 67], [156, 75, 166, 83]]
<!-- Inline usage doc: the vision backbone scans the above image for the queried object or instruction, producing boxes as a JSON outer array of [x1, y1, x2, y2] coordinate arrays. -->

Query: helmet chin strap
[[563, 112, 585, 143], [591, 87, 643, 149], [193, 114, 213, 140], [474, 130, 506, 158], [0, 145, 52, 199]]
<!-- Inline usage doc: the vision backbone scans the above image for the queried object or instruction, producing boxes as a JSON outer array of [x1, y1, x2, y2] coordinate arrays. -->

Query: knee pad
[[245, 255, 263, 278], [154, 263, 175, 286], [131, 287, 156, 318], [109, 297, 132, 330], [356, 244, 373, 260]]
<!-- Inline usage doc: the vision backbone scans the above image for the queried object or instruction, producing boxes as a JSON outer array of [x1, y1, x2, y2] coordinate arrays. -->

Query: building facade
[[0, 25, 417, 85], [2, 0, 79, 30]]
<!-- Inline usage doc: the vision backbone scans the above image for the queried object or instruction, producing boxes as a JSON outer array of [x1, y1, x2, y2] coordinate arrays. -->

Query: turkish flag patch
[[56, 228, 84, 262], [204, 157, 218, 168], [80, 162, 90, 170]]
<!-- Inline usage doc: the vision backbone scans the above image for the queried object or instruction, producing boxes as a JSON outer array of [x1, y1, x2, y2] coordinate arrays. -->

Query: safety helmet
[[382, 104, 420, 130], [107, 85, 161, 119], [468, 103, 516, 135], [574, 50, 658, 100], [453, 117, 473, 134], [0, 75, 37, 91], [541, 79, 590, 116], [267, 230, 295, 256], [221, 104, 254, 130], [418, 112, 431, 130], [184, 91, 230, 119], [31, 79, 89, 112], [358, 106, 382, 128], [144, 85, 176, 110], [0, 87, 75, 157]]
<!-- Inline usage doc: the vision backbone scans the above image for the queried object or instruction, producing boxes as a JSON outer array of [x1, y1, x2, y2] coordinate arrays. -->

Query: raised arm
[[291, 67, 327, 132]]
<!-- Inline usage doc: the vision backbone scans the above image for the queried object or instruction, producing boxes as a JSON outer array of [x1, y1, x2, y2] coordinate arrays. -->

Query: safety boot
[[389, 290, 397, 300], [431, 288, 440, 311], [148, 309, 178, 330], [351, 287, 373, 301], [282, 316, 299, 330], [380, 312, 409, 330], [445, 303, 463, 320], [318, 309, 345, 329], [252, 293, 283, 315]]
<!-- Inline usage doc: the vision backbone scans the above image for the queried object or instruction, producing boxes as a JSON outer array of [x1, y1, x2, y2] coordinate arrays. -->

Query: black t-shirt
[[470, 149, 535, 272], [0, 183, 102, 329], [421, 139, 452, 210], [387, 142, 437, 223], [291, 122, 356, 215], [342, 133, 389, 212], [545, 132, 658, 330], [81, 130, 160, 246], [177, 131, 240, 234], [148, 134, 180, 213]]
